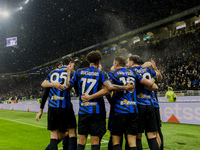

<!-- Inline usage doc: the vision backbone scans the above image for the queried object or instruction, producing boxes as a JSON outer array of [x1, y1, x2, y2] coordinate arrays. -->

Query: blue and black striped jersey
[[151, 91, 159, 108], [109, 68, 143, 115], [130, 66, 156, 106], [46, 66, 71, 109], [69, 66, 109, 114]]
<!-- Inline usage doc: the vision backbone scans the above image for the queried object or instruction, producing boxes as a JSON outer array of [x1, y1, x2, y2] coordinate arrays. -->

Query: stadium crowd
[[102, 27, 200, 92], [0, 25, 200, 102], [0, 74, 45, 102]]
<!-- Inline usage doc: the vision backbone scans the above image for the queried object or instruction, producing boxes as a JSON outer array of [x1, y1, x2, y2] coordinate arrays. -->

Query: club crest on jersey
[[120, 99, 135, 105]]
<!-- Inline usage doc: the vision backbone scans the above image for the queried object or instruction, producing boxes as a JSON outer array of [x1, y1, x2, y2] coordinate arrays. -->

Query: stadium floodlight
[[25, 0, 29, 4], [20, 6, 23, 10], [2, 11, 9, 17]]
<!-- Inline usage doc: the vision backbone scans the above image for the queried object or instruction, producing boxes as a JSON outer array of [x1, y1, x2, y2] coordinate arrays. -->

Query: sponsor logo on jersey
[[137, 93, 151, 99], [120, 99, 136, 105], [51, 95, 64, 100], [81, 102, 97, 106]]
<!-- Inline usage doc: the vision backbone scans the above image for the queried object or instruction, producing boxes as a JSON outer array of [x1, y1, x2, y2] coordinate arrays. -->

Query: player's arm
[[144, 83, 158, 91], [36, 88, 50, 121], [103, 80, 135, 91], [41, 80, 66, 91], [140, 77, 157, 90], [36, 109, 43, 121], [65, 64, 76, 90], [151, 60, 163, 82], [141, 61, 152, 68], [81, 87, 110, 102]]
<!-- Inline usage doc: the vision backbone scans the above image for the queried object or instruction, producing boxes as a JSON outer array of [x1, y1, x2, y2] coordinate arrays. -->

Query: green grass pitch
[[0, 109, 200, 150]]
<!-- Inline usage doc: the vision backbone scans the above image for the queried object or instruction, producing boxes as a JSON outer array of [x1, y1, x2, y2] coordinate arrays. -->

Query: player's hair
[[114, 56, 126, 67], [56, 60, 63, 67], [138, 57, 144, 65], [86, 50, 102, 64], [129, 55, 141, 64], [62, 56, 74, 65]]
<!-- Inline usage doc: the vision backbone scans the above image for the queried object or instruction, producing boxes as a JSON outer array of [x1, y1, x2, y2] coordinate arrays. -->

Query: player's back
[[109, 68, 138, 114], [70, 66, 108, 114], [131, 66, 156, 105], [46, 66, 71, 109]]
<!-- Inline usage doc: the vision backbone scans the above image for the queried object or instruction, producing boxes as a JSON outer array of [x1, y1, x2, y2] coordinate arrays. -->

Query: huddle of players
[[36, 50, 163, 150]]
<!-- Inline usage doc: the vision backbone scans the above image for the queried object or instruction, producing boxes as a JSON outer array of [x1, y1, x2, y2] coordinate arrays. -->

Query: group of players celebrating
[[36, 50, 163, 150]]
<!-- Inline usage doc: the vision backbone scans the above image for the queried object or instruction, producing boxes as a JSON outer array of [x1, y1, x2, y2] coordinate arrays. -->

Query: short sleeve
[[101, 71, 109, 83], [135, 72, 143, 82], [46, 73, 51, 82], [149, 68, 156, 77], [70, 70, 75, 79], [69, 71, 77, 86], [108, 75, 114, 84]]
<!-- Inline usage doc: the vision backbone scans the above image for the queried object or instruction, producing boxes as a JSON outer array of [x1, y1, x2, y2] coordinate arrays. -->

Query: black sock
[[120, 136, 123, 147], [125, 139, 129, 150], [129, 147, 137, 150], [62, 136, 69, 150], [57, 139, 61, 144], [91, 145, 100, 150], [49, 139, 58, 150], [69, 137, 77, 150], [147, 137, 160, 150], [77, 144, 85, 150], [158, 130, 164, 150], [45, 144, 50, 150], [108, 136, 112, 150], [136, 139, 143, 150], [99, 136, 102, 147], [46, 139, 61, 150], [113, 144, 121, 150]]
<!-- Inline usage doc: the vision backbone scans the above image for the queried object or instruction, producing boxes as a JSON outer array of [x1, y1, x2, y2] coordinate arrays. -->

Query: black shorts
[[78, 114, 106, 136], [154, 107, 161, 131], [111, 113, 138, 136], [108, 109, 114, 131], [137, 104, 158, 133], [47, 107, 69, 132], [67, 108, 77, 129]]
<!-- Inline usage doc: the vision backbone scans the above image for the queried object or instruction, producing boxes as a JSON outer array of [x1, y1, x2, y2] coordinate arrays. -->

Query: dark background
[[0, 0, 198, 73]]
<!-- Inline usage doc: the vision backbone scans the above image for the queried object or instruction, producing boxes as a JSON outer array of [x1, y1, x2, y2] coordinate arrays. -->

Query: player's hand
[[125, 82, 135, 91], [52, 82, 66, 91], [81, 93, 91, 102], [151, 60, 158, 71], [142, 62, 152, 68], [67, 62, 73, 72], [36, 112, 42, 121], [150, 78, 155, 84]]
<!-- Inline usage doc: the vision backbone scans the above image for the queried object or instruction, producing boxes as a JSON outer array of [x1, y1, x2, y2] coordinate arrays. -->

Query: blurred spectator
[[192, 78, 199, 90], [165, 87, 177, 102]]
